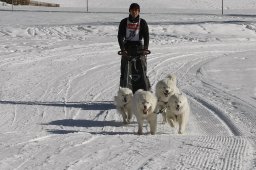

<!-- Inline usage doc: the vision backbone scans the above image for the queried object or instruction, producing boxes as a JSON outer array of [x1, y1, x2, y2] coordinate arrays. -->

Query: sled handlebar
[[117, 51, 123, 55], [118, 49, 151, 56]]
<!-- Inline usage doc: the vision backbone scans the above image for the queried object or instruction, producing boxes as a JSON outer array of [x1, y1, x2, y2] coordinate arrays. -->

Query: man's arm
[[118, 19, 127, 51], [141, 19, 149, 50]]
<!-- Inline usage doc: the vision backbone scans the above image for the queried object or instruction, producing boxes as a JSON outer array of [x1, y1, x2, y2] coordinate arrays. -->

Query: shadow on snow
[[44, 119, 136, 135], [0, 100, 130, 135], [0, 100, 115, 110], [46, 129, 135, 135], [44, 119, 122, 128]]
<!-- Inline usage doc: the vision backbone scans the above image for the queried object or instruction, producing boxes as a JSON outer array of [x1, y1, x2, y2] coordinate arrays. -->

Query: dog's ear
[[137, 89, 143, 92], [129, 93, 133, 97], [173, 93, 180, 98], [167, 74, 176, 80]]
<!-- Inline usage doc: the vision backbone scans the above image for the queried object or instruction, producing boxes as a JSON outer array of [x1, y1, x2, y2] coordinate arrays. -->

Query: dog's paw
[[137, 130, 143, 135], [178, 130, 185, 134], [169, 119, 175, 127], [162, 120, 167, 124], [127, 119, 131, 124], [150, 131, 156, 135]]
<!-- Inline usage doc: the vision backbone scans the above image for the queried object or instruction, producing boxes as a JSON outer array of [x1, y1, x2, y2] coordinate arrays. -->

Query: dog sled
[[118, 46, 151, 93]]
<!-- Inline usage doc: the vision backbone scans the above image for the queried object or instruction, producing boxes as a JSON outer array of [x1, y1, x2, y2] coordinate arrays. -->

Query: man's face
[[129, 8, 140, 18]]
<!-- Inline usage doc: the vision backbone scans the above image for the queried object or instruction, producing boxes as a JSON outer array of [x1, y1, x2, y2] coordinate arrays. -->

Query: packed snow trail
[[0, 11, 256, 169]]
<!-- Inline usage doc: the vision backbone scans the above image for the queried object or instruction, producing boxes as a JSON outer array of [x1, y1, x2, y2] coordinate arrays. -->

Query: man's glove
[[141, 49, 151, 56], [121, 50, 128, 57]]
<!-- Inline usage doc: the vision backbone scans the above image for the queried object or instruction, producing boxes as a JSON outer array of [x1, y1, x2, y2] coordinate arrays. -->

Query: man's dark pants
[[119, 45, 151, 93]]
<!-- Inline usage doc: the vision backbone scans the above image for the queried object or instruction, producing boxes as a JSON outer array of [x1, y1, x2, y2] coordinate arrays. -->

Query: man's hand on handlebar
[[141, 49, 151, 56], [118, 50, 128, 57]]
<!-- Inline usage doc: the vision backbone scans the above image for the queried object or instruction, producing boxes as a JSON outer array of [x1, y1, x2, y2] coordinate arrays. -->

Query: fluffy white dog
[[132, 89, 158, 135], [166, 93, 190, 134], [155, 74, 180, 123], [114, 87, 133, 124]]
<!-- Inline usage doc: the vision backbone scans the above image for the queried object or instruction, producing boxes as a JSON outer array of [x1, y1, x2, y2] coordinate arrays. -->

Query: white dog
[[114, 87, 133, 124], [166, 93, 190, 134], [155, 74, 180, 123], [132, 89, 158, 135]]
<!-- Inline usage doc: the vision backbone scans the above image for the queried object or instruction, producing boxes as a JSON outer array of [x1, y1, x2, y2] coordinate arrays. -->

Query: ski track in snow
[[0, 12, 256, 169]]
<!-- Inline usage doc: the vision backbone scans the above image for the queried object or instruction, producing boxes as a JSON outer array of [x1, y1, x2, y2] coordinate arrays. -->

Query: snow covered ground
[[0, 0, 256, 169]]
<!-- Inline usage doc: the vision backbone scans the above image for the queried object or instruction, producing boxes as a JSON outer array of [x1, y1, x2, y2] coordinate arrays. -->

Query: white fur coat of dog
[[155, 74, 180, 123], [166, 93, 190, 134], [114, 87, 133, 124], [132, 89, 158, 135]]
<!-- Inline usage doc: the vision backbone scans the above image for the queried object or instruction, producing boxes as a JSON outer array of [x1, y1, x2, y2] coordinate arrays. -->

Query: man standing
[[117, 3, 150, 93]]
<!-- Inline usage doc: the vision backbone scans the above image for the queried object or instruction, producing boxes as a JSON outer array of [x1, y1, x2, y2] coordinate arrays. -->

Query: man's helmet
[[129, 3, 140, 11]]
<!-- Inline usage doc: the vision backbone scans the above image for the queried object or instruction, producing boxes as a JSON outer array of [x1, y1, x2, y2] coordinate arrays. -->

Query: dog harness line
[[157, 98, 168, 114]]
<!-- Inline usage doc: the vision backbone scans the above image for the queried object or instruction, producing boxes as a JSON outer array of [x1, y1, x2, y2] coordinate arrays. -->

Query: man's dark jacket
[[118, 15, 149, 51]]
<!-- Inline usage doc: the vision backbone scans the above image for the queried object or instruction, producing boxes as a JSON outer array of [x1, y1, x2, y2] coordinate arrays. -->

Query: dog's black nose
[[144, 105, 147, 109], [124, 97, 127, 102], [165, 90, 169, 93], [176, 105, 180, 110]]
